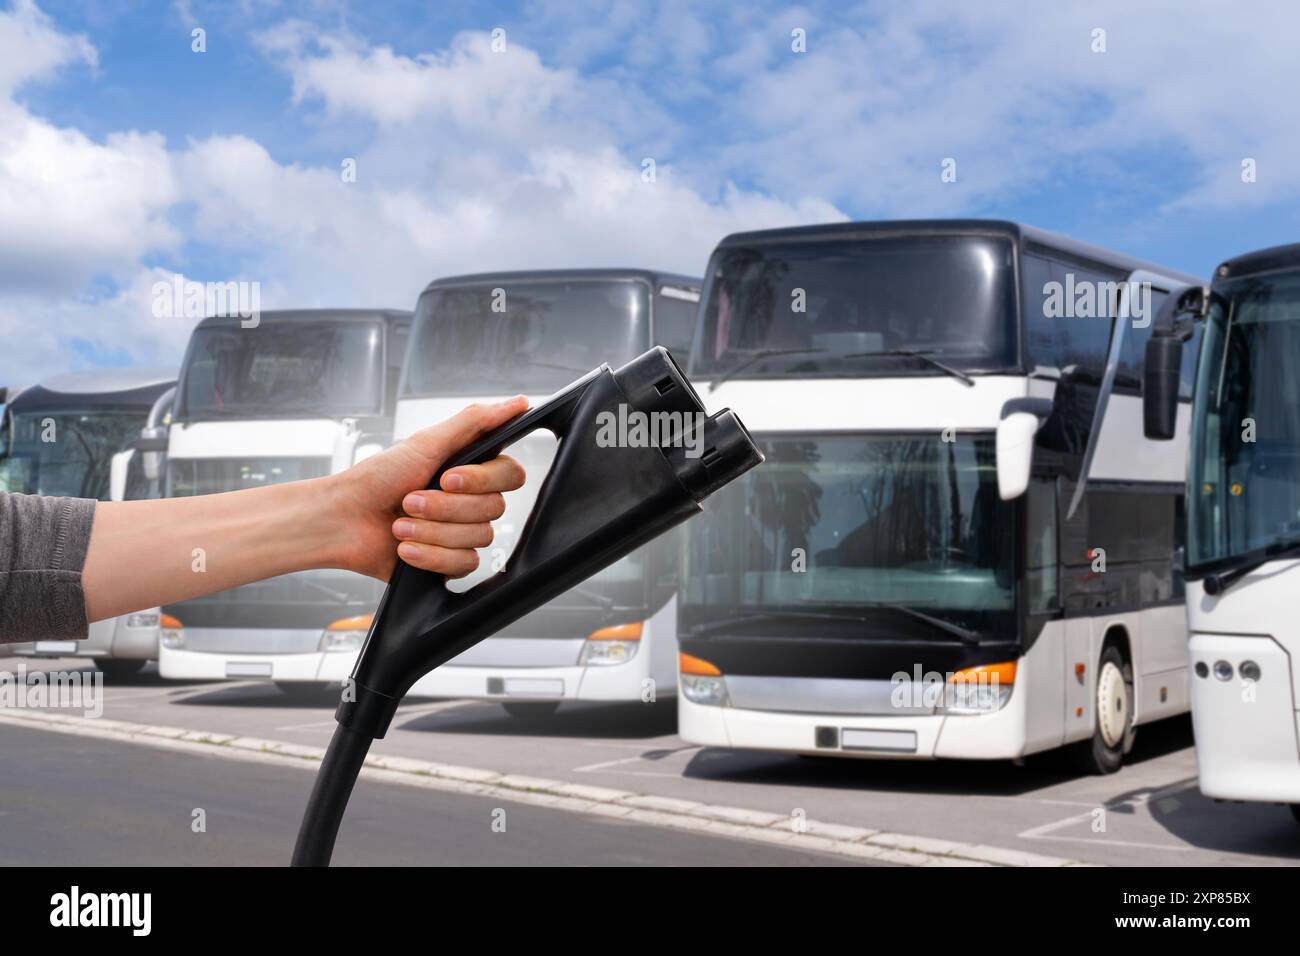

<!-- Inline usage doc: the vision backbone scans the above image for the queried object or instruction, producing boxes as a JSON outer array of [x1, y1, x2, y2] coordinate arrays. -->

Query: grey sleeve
[[0, 492, 97, 644]]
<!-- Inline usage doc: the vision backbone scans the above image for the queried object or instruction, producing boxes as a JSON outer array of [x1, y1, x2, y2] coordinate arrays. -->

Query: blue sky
[[2, 0, 1298, 379]]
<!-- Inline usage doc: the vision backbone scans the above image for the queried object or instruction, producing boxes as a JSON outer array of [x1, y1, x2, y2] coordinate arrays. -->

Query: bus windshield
[[178, 321, 384, 420], [0, 406, 146, 500], [1188, 270, 1300, 572], [402, 279, 648, 397], [680, 434, 1016, 638], [692, 235, 1017, 380]]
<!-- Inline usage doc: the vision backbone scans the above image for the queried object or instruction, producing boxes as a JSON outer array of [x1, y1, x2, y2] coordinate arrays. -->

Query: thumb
[[404, 396, 529, 466]]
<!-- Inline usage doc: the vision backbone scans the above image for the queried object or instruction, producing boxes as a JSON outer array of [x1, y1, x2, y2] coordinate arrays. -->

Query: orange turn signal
[[588, 622, 642, 641], [160, 613, 183, 629], [948, 661, 1017, 684], [679, 652, 721, 676], [326, 614, 374, 631]]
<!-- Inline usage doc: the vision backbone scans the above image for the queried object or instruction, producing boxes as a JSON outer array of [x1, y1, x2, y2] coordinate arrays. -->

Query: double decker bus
[[0, 369, 175, 676], [678, 220, 1199, 772], [397, 269, 701, 717], [1144, 243, 1300, 818], [156, 309, 411, 695]]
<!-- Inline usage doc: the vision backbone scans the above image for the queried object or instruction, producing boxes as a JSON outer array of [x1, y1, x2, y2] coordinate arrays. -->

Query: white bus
[[677, 220, 1200, 772], [397, 269, 702, 717], [1143, 243, 1300, 820], [157, 309, 411, 696], [0, 369, 175, 677]]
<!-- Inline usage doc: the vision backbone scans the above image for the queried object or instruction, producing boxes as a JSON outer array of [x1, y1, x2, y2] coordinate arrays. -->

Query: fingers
[[400, 489, 506, 523], [392, 517, 493, 550], [396, 541, 480, 577], [440, 454, 526, 494], [404, 396, 529, 465]]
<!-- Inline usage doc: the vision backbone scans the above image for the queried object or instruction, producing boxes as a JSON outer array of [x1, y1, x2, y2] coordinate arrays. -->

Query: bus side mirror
[[1142, 334, 1183, 441], [996, 398, 1052, 501], [109, 449, 134, 502]]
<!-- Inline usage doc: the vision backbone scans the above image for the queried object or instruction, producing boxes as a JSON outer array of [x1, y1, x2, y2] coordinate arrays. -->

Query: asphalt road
[[5, 660, 1299, 866], [0, 722, 862, 866]]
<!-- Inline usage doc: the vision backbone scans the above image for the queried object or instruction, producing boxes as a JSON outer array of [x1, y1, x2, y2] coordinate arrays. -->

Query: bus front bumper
[[158, 642, 358, 684], [408, 655, 660, 703], [11, 614, 160, 662], [677, 675, 1030, 761], [1189, 633, 1300, 803]]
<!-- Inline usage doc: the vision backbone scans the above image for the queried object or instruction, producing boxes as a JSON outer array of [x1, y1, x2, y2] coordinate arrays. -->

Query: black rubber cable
[[291, 721, 374, 866]]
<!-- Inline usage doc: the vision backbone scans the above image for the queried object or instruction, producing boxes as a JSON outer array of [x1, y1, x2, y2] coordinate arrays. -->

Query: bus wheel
[[1074, 645, 1135, 775], [96, 659, 145, 681], [502, 701, 560, 719]]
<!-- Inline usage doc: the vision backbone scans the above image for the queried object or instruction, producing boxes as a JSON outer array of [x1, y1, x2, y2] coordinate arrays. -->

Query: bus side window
[[1025, 479, 1059, 613], [1022, 253, 1057, 372], [654, 292, 699, 364], [1116, 287, 1162, 392]]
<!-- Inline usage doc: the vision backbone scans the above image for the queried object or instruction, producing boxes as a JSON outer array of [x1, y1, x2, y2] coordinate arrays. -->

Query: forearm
[[82, 476, 348, 622]]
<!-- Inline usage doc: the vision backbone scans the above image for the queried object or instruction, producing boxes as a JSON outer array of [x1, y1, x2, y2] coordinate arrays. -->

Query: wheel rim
[[1096, 660, 1129, 749]]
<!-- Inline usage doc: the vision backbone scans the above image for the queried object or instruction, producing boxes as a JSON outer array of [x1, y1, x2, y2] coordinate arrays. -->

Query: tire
[[275, 682, 339, 702], [502, 701, 560, 719], [1072, 644, 1135, 775], [1290, 804, 1300, 826], [96, 659, 145, 681]]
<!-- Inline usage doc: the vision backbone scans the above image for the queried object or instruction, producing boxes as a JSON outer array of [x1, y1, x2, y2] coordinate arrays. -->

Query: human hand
[[329, 397, 529, 580]]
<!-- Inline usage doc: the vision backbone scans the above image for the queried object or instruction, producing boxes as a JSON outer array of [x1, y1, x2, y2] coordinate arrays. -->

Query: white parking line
[[1017, 778, 1199, 850]]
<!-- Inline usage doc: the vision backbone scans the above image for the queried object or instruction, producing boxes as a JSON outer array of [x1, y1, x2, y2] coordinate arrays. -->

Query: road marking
[[0, 708, 1085, 868], [1018, 778, 1199, 850], [273, 699, 472, 732], [574, 745, 698, 773]]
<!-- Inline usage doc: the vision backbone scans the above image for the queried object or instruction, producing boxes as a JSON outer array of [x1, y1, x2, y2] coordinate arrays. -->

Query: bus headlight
[[126, 611, 159, 629], [945, 661, 1016, 714], [578, 622, 641, 666], [319, 613, 373, 653], [679, 652, 728, 706], [160, 614, 185, 649]]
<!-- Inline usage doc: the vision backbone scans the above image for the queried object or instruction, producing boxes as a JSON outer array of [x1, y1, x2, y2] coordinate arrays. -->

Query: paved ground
[[5, 660, 1299, 866], [0, 722, 863, 867]]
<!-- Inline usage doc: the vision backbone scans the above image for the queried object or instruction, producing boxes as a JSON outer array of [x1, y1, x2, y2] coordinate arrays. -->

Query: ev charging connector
[[292, 347, 762, 865]]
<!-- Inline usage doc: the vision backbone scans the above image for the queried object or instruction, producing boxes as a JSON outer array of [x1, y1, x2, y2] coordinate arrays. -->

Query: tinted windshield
[[1188, 271, 1300, 571], [691, 235, 1017, 379], [0, 407, 145, 500], [179, 322, 383, 419], [403, 280, 648, 396], [681, 434, 1015, 636]]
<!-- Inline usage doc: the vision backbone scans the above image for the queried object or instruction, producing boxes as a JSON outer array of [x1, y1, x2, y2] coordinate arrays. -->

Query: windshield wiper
[[842, 349, 975, 387], [688, 606, 980, 645], [708, 348, 826, 392], [1202, 537, 1300, 595]]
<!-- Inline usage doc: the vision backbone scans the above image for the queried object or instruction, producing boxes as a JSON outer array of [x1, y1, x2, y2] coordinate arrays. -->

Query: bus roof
[[194, 308, 412, 331], [714, 219, 1199, 285], [8, 368, 175, 413], [1216, 242, 1300, 281], [419, 268, 701, 296]]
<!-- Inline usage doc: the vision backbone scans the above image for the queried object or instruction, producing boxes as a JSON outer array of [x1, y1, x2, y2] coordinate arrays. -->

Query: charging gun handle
[[337, 369, 601, 740]]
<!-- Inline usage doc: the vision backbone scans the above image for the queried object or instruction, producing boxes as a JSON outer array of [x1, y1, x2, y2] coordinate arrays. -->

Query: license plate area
[[839, 728, 918, 753], [226, 661, 273, 678], [490, 677, 564, 698], [33, 641, 78, 654]]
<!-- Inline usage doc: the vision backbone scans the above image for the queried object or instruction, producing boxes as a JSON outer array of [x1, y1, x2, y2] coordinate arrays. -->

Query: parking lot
[[2, 660, 1296, 867]]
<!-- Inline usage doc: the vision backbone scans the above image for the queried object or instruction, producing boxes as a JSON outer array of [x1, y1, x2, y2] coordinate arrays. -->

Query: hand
[[328, 397, 529, 580]]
